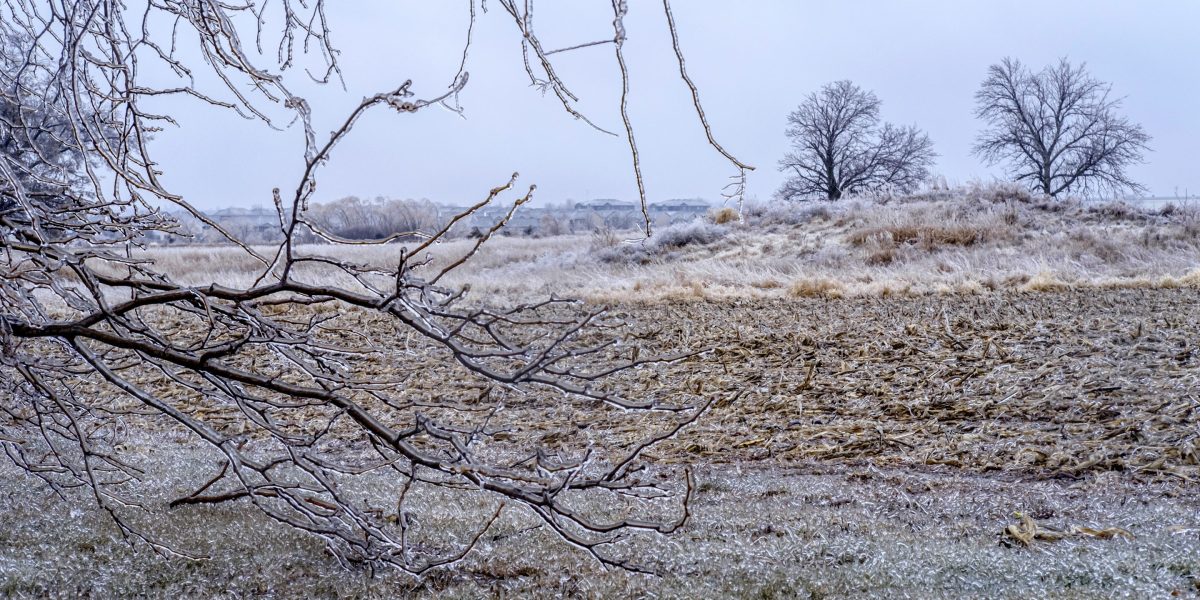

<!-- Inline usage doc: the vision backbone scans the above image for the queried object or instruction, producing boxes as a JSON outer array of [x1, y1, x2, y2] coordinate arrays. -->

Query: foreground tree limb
[[0, 1, 750, 575]]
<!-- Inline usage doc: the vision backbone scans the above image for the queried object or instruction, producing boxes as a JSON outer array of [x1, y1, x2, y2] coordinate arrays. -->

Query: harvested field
[[282, 287, 1198, 482], [100, 287, 1200, 481], [3, 287, 1198, 597], [631, 288, 1200, 480]]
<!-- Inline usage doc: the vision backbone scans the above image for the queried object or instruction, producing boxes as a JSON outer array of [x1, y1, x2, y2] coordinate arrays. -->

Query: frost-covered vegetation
[[3, 451, 1198, 598], [142, 184, 1200, 302], [593, 220, 731, 264]]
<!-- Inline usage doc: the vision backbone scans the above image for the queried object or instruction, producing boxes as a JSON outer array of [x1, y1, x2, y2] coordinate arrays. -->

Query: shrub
[[650, 220, 729, 250], [591, 220, 728, 264], [963, 181, 1036, 205], [1179, 206, 1200, 239], [595, 245, 652, 264], [1087, 200, 1147, 222], [848, 225, 983, 250], [1067, 228, 1124, 263], [590, 225, 620, 250], [743, 201, 834, 227], [865, 244, 897, 266]]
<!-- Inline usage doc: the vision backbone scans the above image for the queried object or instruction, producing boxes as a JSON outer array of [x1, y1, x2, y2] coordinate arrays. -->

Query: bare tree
[[539, 212, 568, 236], [973, 58, 1151, 198], [0, 1, 750, 575], [777, 80, 935, 201]]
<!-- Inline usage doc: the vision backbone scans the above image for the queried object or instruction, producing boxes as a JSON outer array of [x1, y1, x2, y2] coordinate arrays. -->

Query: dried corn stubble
[[623, 287, 1200, 482], [70, 287, 1200, 486], [1002, 512, 1134, 547]]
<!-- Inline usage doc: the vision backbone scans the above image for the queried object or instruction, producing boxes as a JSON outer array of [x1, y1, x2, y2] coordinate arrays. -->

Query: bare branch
[[0, 0, 746, 577]]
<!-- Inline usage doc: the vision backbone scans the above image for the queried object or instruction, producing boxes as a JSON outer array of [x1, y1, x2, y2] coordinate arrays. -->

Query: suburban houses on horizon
[[157, 197, 715, 244]]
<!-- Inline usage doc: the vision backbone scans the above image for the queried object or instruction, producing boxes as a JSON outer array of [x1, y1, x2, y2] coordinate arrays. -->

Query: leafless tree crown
[[973, 58, 1151, 198], [0, 0, 749, 575], [776, 80, 935, 202]]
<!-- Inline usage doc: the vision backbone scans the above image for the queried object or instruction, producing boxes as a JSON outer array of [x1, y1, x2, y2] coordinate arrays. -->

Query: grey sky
[[147, 1, 1200, 210]]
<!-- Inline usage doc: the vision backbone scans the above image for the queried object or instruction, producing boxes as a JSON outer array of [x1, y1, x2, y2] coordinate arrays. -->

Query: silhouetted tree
[[973, 58, 1151, 198], [777, 80, 935, 201]]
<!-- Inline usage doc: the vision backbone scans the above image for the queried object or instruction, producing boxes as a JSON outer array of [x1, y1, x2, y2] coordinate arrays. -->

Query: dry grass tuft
[[863, 241, 898, 266], [1178, 268, 1200, 287], [709, 207, 739, 225], [751, 278, 784, 290], [789, 278, 844, 298], [1020, 272, 1071, 292]]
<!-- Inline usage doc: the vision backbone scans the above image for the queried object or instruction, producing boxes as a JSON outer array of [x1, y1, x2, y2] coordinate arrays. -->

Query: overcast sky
[[146, 1, 1200, 210]]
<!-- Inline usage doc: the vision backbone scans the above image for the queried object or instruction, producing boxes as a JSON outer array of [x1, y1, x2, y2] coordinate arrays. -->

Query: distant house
[[195, 206, 283, 243], [649, 198, 709, 225], [436, 205, 473, 221], [431, 197, 714, 237], [650, 211, 674, 229], [566, 199, 639, 231], [506, 206, 548, 234], [460, 204, 515, 233], [572, 199, 635, 211], [650, 198, 708, 213]]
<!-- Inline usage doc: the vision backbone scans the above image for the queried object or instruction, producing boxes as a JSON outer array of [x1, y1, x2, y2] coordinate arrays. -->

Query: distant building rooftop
[[205, 206, 278, 217], [650, 198, 709, 210], [574, 199, 636, 210]]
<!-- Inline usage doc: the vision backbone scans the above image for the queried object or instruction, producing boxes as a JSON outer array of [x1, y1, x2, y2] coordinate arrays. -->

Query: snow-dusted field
[[2, 456, 1197, 598]]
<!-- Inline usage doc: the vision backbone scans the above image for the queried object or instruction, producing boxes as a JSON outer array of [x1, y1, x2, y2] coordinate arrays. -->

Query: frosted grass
[[1, 437, 1197, 598]]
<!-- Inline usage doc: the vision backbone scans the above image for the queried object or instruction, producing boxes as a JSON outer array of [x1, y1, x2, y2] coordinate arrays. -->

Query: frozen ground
[[0, 453, 1197, 598]]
